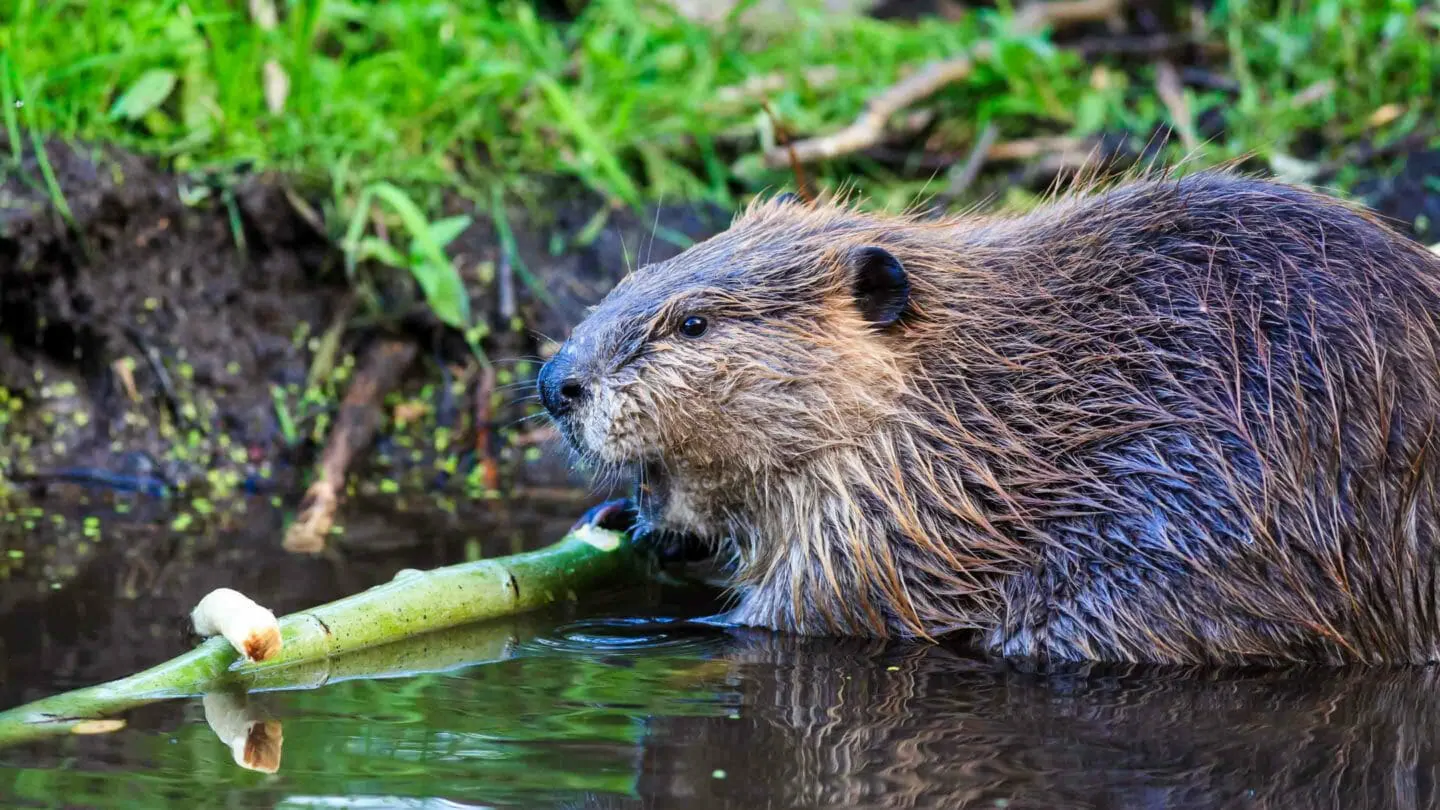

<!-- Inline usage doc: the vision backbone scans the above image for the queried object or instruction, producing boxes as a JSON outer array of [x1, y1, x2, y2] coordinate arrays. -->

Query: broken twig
[[944, 121, 1001, 199], [763, 54, 980, 168], [283, 337, 418, 554], [761, 0, 1124, 168], [1154, 61, 1198, 151], [192, 588, 283, 662]]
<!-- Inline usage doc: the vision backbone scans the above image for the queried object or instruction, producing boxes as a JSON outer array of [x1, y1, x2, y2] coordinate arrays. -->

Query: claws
[[635, 528, 716, 564], [571, 498, 637, 534]]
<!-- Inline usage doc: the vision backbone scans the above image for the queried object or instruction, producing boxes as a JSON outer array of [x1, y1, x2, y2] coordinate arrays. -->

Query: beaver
[[538, 171, 1440, 665]]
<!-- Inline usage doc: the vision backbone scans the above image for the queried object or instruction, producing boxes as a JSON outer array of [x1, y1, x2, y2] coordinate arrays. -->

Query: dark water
[[5, 596, 1440, 810], [3, 500, 1440, 809]]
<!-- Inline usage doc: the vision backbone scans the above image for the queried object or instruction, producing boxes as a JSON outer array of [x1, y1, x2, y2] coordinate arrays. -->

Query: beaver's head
[[538, 196, 917, 535]]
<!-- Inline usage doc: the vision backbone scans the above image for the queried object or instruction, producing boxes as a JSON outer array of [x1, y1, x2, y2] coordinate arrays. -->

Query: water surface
[[2, 505, 1438, 809], [6, 594, 1440, 809]]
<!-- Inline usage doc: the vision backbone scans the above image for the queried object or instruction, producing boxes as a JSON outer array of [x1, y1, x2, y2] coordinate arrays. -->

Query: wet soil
[[0, 139, 727, 499]]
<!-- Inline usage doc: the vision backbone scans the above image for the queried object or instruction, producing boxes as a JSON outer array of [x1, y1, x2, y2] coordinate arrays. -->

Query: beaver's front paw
[[570, 498, 638, 534], [573, 499, 718, 568]]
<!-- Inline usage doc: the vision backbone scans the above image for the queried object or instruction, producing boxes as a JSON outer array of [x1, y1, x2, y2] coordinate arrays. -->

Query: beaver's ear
[[849, 246, 909, 328]]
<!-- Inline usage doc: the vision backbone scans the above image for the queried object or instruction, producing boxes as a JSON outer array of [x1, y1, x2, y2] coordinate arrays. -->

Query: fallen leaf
[[262, 60, 289, 115], [1368, 104, 1405, 128], [70, 718, 126, 735]]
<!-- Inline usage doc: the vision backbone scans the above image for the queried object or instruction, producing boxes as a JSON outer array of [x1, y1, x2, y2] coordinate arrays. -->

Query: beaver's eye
[[679, 315, 709, 338]]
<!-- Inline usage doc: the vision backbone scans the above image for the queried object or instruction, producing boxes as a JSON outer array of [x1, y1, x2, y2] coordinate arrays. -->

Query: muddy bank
[[0, 139, 727, 536]]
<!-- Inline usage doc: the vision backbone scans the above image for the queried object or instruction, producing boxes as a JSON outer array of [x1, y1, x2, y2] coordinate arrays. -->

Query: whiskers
[[502, 390, 632, 498], [643, 194, 665, 269], [500, 409, 551, 434], [554, 443, 632, 501], [494, 379, 541, 396], [489, 355, 548, 368]]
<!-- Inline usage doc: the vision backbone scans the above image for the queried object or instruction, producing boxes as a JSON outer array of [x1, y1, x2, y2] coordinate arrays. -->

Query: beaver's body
[[539, 172, 1440, 664]]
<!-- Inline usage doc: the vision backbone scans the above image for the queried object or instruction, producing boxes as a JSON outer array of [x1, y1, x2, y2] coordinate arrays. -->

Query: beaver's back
[[940, 175, 1440, 663]]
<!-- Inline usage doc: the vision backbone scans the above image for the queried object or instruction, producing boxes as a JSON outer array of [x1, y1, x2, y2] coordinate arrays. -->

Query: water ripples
[[529, 616, 732, 657]]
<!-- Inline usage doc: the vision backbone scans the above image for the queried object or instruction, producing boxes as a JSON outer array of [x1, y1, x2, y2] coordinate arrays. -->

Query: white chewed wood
[[573, 523, 621, 552], [191, 588, 283, 662]]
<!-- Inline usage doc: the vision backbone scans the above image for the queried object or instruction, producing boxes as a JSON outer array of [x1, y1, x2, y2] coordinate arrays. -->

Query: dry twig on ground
[[987, 134, 1097, 162], [249, 0, 290, 114], [762, 0, 1124, 168], [1012, 0, 1125, 32], [763, 53, 983, 168], [283, 337, 418, 554], [944, 121, 1000, 198], [1153, 61, 1198, 151]]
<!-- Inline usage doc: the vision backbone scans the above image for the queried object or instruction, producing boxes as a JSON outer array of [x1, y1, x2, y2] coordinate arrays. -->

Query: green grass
[[1, 0, 1436, 214], [1209, 0, 1437, 185]]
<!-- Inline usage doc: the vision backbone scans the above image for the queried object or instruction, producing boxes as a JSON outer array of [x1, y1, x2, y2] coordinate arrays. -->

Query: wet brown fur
[[550, 169, 1440, 665]]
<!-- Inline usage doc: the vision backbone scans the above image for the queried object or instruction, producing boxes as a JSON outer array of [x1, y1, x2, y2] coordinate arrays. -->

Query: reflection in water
[[5, 608, 1440, 809], [201, 689, 282, 774], [582, 630, 1440, 810]]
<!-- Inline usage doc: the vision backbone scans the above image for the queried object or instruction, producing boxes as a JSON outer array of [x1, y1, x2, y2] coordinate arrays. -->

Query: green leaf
[[179, 62, 218, 136], [365, 182, 471, 330], [356, 236, 407, 268], [109, 69, 178, 121], [534, 74, 640, 206], [425, 215, 473, 251]]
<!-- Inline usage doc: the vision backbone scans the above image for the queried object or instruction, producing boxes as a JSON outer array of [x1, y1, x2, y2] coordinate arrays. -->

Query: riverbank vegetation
[[6, 0, 1435, 215]]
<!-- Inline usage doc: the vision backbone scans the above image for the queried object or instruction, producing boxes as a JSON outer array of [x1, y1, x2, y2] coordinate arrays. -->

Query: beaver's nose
[[538, 350, 588, 417]]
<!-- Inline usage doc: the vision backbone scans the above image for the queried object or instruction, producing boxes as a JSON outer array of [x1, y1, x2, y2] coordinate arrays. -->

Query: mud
[[0, 139, 725, 517], [1, 139, 725, 492], [1355, 148, 1440, 246]]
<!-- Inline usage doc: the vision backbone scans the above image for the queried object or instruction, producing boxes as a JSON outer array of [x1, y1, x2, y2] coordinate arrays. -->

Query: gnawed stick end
[[240, 720, 284, 773], [243, 626, 283, 662], [192, 588, 283, 662]]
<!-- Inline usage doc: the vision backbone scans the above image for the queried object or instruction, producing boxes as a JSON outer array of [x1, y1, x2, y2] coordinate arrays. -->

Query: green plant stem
[[0, 525, 635, 747], [238, 611, 546, 694]]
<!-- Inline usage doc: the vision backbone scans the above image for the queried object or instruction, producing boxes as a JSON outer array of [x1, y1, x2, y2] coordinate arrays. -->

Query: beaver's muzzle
[[537, 344, 589, 419]]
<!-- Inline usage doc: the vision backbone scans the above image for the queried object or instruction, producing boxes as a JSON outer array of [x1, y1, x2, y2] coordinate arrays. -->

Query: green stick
[[0, 525, 635, 747]]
